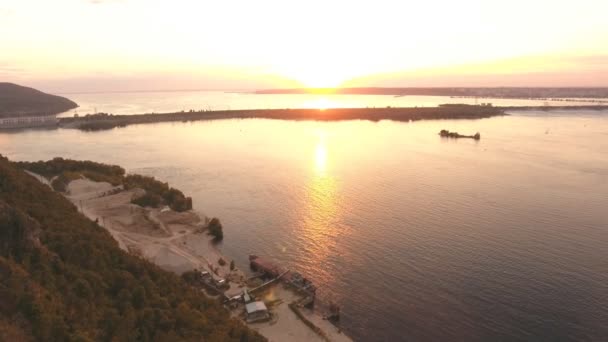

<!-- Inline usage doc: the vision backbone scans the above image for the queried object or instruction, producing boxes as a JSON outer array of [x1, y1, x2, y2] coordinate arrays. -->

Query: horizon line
[[53, 85, 608, 96]]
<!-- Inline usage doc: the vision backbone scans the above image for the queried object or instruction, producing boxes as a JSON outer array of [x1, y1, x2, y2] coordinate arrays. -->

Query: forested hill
[[0, 155, 264, 342], [0, 83, 78, 118]]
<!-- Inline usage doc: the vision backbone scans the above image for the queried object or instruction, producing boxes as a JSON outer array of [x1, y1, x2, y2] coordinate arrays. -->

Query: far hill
[[0, 83, 78, 118]]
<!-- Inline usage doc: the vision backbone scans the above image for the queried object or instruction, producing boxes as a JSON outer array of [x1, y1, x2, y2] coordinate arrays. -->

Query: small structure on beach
[[243, 289, 252, 303], [249, 255, 285, 277], [285, 271, 317, 294], [245, 301, 270, 323], [249, 255, 317, 296], [0, 115, 58, 129]]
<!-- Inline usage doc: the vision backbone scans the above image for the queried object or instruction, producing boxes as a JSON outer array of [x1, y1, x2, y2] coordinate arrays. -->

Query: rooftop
[[246, 301, 268, 314]]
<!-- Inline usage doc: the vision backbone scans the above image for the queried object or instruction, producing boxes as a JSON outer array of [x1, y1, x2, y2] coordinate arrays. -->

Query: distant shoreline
[[2, 104, 608, 131], [57, 105, 504, 130], [54, 105, 608, 131], [255, 87, 608, 98]]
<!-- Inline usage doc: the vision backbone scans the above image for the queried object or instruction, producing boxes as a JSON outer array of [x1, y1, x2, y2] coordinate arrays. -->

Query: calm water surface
[[1, 110, 607, 341]]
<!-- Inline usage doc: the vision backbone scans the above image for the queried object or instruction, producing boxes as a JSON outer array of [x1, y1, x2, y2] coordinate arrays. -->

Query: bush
[[16, 159, 193, 212], [15, 157, 125, 185], [131, 192, 162, 208], [218, 258, 226, 266], [124, 175, 192, 212], [208, 218, 223, 240]]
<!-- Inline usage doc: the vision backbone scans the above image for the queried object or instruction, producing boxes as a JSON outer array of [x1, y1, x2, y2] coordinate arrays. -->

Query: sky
[[1, 0, 608, 92]]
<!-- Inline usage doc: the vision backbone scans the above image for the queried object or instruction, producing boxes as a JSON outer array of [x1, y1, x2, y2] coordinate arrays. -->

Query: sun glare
[[297, 72, 345, 88], [275, 63, 351, 88]]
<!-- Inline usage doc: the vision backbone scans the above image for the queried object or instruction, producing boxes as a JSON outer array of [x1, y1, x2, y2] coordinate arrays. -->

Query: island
[[2, 83, 608, 132], [58, 105, 506, 131]]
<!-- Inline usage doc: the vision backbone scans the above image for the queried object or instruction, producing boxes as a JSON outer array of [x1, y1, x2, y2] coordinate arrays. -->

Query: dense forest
[[0, 155, 264, 341], [0, 83, 78, 117]]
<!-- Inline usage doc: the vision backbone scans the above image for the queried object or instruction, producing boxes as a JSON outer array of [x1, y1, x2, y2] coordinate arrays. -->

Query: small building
[[245, 301, 270, 323], [216, 278, 227, 288], [243, 289, 252, 303], [0, 115, 58, 129], [285, 271, 317, 294], [224, 294, 242, 309]]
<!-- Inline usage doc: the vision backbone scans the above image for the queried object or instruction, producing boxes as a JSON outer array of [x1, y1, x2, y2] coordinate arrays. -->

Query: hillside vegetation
[[0, 155, 264, 341], [16, 158, 192, 212], [0, 83, 78, 118]]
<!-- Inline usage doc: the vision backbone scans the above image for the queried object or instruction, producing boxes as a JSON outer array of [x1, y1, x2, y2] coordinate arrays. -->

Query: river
[[2, 94, 607, 341]]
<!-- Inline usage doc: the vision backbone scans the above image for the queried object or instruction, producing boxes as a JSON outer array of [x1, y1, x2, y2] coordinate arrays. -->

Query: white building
[[0, 115, 59, 129], [245, 301, 270, 323]]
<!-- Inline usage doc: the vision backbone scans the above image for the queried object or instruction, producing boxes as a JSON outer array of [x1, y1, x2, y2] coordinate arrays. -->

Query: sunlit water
[[56, 91, 605, 116], [2, 110, 607, 341]]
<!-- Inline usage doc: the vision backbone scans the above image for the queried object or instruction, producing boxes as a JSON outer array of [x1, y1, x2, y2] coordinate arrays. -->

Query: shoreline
[[58, 105, 506, 131], [31, 174, 351, 342], [3, 104, 608, 131]]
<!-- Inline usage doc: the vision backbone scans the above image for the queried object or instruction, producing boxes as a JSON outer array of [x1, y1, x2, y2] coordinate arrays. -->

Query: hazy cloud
[[0, 64, 25, 73], [88, 0, 125, 5], [344, 55, 608, 87], [0, 64, 26, 77], [568, 55, 608, 66], [0, 8, 14, 17]]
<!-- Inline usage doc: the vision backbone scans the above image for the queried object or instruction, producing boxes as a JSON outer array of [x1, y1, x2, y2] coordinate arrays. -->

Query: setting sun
[[284, 67, 349, 88], [2, 0, 607, 90]]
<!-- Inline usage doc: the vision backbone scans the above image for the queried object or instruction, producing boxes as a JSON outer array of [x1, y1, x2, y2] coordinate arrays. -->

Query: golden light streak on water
[[314, 139, 328, 175]]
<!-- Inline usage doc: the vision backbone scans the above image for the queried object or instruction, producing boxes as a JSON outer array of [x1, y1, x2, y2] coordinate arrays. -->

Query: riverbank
[[58, 105, 506, 130], [27, 172, 351, 342], [4, 104, 608, 131]]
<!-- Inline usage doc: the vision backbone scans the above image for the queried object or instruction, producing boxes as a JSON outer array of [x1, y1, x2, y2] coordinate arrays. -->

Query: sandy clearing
[[64, 178, 247, 283]]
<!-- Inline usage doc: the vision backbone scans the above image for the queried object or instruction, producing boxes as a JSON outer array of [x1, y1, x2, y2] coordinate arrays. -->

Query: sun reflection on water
[[303, 172, 339, 258], [302, 97, 337, 110], [315, 140, 328, 175], [297, 131, 351, 286]]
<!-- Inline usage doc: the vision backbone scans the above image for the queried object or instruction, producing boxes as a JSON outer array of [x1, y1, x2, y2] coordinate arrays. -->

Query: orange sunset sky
[[1, 0, 607, 92]]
